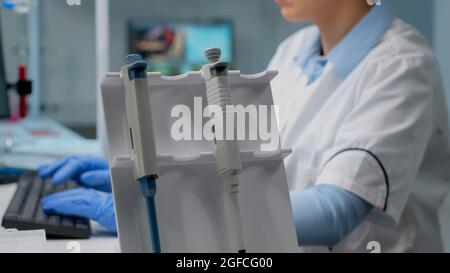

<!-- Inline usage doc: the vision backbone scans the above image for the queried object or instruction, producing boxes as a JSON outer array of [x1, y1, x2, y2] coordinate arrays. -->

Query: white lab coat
[[268, 19, 450, 253]]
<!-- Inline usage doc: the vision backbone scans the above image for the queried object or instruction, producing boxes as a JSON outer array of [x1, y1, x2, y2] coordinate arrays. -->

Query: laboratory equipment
[[1, 171, 91, 239], [121, 54, 161, 253], [16, 65, 32, 118], [101, 59, 298, 253], [2, 65, 33, 120], [201, 48, 245, 253], [0, 13, 32, 119], [129, 19, 233, 75], [0, 10, 35, 120]]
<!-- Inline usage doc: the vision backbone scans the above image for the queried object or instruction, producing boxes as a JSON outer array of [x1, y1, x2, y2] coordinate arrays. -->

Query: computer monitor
[[129, 19, 234, 76], [0, 15, 9, 119]]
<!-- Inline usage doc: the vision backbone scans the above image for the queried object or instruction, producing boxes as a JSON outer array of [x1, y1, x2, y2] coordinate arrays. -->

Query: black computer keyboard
[[1, 171, 91, 239]]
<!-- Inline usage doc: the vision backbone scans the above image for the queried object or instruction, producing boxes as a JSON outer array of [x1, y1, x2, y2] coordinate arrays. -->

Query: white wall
[[39, 0, 96, 126]]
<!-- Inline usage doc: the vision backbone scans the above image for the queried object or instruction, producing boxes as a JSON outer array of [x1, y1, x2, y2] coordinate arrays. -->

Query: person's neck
[[314, 3, 372, 55]]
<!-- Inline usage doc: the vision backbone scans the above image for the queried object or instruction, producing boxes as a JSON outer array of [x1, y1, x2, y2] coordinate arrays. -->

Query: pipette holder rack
[[101, 70, 298, 253]]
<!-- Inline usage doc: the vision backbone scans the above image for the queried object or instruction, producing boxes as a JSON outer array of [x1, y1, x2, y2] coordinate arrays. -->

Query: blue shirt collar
[[295, 2, 396, 82]]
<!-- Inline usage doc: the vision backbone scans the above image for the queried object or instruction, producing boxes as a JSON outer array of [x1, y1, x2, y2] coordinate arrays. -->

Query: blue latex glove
[[42, 188, 117, 232], [290, 184, 373, 247], [38, 156, 112, 192]]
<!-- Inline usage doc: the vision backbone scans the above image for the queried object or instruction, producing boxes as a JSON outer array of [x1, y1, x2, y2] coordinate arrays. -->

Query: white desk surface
[[0, 183, 119, 253]]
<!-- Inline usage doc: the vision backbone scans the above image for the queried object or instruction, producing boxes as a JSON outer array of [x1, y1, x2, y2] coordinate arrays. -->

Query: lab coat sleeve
[[316, 56, 436, 223]]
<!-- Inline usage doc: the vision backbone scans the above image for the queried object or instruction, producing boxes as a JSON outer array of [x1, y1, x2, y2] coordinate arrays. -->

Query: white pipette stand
[[101, 66, 298, 253]]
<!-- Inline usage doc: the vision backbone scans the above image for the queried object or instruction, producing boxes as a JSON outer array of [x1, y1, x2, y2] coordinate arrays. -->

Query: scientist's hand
[[38, 156, 112, 192], [42, 188, 117, 232]]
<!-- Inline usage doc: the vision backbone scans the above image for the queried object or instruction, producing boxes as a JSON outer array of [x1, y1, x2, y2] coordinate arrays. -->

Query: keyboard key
[[47, 215, 61, 226], [53, 182, 66, 193], [34, 200, 48, 224], [42, 179, 55, 197], [75, 219, 89, 230], [17, 177, 43, 222], [35, 179, 54, 224], [61, 218, 75, 228], [3, 177, 31, 219], [66, 181, 79, 190]]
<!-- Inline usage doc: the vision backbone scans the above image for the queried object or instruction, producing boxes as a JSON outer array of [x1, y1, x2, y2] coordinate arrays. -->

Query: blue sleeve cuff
[[290, 184, 373, 247]]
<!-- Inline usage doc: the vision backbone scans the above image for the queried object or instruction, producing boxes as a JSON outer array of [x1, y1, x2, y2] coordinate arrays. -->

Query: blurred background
[[1, 0, 448, 137], [0, 0, 449, 250]]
